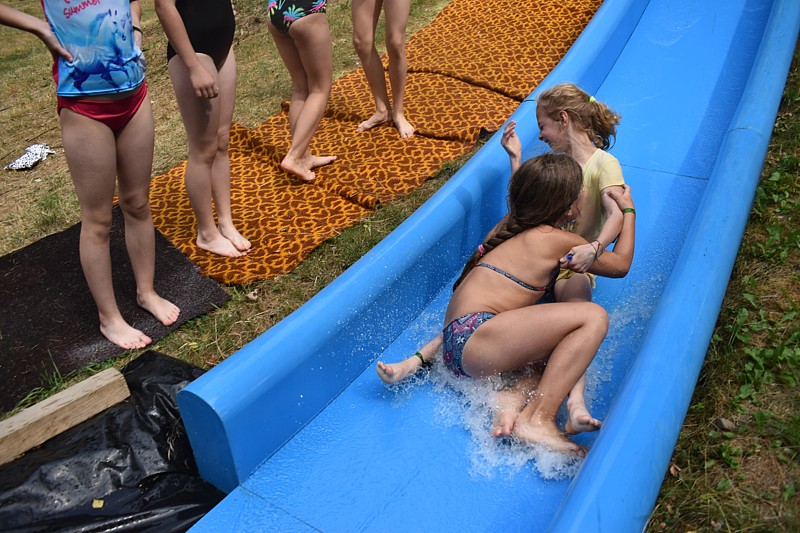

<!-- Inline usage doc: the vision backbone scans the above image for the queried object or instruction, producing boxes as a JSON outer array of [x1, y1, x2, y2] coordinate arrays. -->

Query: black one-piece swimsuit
[[166, 0, 236, 68]]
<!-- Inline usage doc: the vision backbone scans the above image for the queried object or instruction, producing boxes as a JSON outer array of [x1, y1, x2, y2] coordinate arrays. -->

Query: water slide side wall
[[550, 0, 800, 530]]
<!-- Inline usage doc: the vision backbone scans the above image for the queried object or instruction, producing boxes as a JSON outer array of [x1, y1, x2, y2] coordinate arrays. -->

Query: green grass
[[648, 47, 800, 532]]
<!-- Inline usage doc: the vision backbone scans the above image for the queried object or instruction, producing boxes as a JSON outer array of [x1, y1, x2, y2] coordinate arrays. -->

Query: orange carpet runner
[[148, 0, 602, 285]]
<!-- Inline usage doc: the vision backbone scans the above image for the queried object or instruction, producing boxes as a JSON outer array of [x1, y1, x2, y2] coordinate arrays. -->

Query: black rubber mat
[[0, 206, 229, 413]]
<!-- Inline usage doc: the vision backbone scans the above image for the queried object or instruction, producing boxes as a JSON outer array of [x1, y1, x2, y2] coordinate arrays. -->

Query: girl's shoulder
[[585, 149, 624, 188], [521, 225, 584, 246], [585, 148, 620, 167]]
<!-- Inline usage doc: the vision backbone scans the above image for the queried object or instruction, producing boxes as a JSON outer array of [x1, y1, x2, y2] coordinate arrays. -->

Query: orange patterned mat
[[149, 0, 601, 285]]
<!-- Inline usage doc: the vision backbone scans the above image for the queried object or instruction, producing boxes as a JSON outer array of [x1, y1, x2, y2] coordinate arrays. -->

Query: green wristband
[[622, 207, 636, 215]]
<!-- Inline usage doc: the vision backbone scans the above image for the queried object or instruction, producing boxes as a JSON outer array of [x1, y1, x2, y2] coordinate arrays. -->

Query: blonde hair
[[537, 83, 621, 150]]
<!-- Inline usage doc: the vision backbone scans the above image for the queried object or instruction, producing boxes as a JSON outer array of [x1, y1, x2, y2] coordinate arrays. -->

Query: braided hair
[[537, 83, 621, 151], [452, 153, 583, 291]]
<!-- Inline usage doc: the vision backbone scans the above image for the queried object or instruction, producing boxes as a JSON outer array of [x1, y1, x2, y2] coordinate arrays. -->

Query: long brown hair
[[537, 83, 621, 151], [452, 153, 583, 290]]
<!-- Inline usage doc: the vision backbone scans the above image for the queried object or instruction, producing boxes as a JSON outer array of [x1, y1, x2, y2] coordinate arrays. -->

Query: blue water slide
[[178, 0, 800, 530]]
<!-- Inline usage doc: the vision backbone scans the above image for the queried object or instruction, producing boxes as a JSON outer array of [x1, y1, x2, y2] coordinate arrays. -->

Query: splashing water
[[382, 349, 584, 480]]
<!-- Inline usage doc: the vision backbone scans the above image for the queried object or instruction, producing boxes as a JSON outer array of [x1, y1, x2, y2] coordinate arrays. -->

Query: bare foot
[[565, 397, 602, 435], [138, 292, 181, 327], [310, 154, 337, 169], [280, 155, 315, 182], [376, 358, 421, 384], [197, 231, 247, 257], [491, 388, 527, 437], [356, 111, 390, 133], [393, 113, 415, 139], [219, 223, 251, 253], [513, 419, 587, 457], [99, 317, 152, 350]]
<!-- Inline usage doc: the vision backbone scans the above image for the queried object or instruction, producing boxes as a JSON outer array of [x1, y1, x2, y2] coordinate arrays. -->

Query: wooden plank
[[0, 368, 130, 465]]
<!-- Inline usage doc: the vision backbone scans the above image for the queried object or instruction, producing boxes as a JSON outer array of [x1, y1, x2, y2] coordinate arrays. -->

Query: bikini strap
[[476, 263, 551, 292]]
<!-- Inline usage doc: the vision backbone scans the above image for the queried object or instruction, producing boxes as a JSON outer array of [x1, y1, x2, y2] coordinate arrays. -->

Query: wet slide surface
[[180, 0, 800, 531]]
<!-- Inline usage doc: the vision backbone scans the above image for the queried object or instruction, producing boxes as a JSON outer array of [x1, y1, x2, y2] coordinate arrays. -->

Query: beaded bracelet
[[592, 240, 605, 261]]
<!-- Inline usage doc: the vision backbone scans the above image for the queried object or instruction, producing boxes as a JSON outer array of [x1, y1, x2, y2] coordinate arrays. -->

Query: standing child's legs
[[461, 302, 609, 455], [210, 50, 250, 252], [60, 98, 178, 349], [352, 0, 414, 137], [555, 273, 602, 434], [168, 51, 248, 257], [115, 97, 181, 328], [61, 109, 147, 349], [383, 0, 413, 138], [352, 0, 390, 132], [269, 14, 336, 182]]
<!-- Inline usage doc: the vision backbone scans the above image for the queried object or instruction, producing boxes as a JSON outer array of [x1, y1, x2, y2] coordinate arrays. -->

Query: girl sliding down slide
[[381, 153, 636, 455], [380, 84, 627, 437]]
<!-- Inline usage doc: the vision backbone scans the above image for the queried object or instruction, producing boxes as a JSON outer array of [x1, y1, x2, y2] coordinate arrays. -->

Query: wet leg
[[461, 302, 608, 455], [376, 334, 441, 383], [491, 371, 540, 438], [555, 274, 600, 434]]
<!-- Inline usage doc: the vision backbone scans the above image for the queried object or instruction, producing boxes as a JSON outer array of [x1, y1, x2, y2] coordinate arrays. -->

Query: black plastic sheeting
[[0, 351, 225, 532]]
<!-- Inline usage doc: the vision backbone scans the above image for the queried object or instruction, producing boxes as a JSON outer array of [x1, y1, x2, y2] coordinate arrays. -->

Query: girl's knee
[[215, 143, 229, 160], [189, 144, 218, 167], [291, 86, 310, 101], [82, 214, 113, 231], [79, 212, 113, 241], [352, 34, 373, 56], [585, 302, 609, 332], [386, 35, 406, 58], [216, 129, 231, 150], [117, 193, 150, 219]]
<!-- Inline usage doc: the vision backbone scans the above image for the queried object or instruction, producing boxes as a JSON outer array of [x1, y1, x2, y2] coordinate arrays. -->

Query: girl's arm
[[0, 3, 72, 61], [130, 0, 143, 50], [501, 120, 523, 175], [563, 185, 625, 273], [154, 0, 218, 98], [130, 0, 141, 23], [596, 184, 624, 248], [585, 186, 635, 278]]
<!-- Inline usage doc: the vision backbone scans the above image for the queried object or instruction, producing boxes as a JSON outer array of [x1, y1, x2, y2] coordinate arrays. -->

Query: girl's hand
[[39, 26, 72, 62], [188, 64, 218, 98], [560, 242, 597, 273], [501, 120, 522, 173], [607, 185, 635, 212]]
